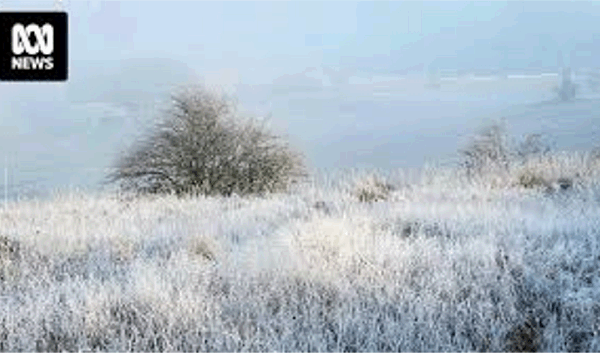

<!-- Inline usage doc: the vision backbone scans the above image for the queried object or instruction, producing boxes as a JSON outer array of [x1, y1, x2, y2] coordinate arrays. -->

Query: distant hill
[[355, 2, 600, 75]]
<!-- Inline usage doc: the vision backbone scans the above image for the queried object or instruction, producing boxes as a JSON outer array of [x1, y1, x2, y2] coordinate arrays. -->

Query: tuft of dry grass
[[0, 234, 48, 284], [516, 170, 552, 190], [505, 316, 542, 352], [187, 235, 220, 262], [353, 174, 396, 202], [0, 235, 22, 282]]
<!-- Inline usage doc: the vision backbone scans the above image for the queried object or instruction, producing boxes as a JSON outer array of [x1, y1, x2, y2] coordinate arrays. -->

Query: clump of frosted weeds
[[511, 151, 596, 194], [352, 173, 396, 202]]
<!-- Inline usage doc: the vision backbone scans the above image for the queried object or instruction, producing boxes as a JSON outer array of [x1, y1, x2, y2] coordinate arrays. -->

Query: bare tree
[[106, 85, 307, 196]]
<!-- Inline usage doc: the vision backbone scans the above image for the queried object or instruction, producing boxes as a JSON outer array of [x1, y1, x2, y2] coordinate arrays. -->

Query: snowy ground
[[1, 153, 600, 351]]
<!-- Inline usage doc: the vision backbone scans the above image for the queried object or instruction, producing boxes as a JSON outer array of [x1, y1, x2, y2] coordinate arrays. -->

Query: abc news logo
[[0, 12, 68, 81], [12, 23, 54, 69]]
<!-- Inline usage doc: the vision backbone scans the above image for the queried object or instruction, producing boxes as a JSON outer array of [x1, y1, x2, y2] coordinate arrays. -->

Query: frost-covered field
[[2, 153, 600, 351]]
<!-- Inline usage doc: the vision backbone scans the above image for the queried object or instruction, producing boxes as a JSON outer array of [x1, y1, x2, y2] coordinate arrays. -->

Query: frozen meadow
[[2, 152, 600, 351]]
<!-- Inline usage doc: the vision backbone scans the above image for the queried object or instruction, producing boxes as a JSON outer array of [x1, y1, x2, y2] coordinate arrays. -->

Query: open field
[[2, 151, 600, 351]]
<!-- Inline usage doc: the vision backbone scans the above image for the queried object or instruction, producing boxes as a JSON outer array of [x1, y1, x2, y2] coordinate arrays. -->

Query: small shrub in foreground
[[106, 85, 307, 197]]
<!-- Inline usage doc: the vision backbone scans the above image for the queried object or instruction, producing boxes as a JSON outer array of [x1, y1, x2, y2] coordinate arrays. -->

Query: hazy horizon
[[2, 1, 600, 201]]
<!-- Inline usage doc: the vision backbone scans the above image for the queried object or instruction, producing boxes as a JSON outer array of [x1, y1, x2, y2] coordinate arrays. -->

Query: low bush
[[106, 85, 307, 197], [460, 118, 512, 177]]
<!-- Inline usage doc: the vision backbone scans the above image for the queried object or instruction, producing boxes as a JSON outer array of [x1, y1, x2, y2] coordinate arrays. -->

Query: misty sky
[[2, 1, 600, 200], [4, 1, 600, 83], [80, 1, 600, 76], [76, 1, 600, 80]]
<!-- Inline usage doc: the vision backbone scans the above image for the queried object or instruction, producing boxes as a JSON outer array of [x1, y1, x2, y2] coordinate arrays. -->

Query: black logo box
[[0, 12, 68, 81]]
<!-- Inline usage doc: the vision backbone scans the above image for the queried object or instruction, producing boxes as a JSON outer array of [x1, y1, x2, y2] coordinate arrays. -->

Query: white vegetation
[[1, 149, 600, 351]]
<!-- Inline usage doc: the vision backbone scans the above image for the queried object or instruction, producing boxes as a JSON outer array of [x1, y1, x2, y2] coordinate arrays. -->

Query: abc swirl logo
[[11, 23, 54, 56]]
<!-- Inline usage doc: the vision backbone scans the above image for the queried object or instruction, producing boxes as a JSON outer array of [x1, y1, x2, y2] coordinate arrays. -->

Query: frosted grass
[[1, 153, 600, 351]]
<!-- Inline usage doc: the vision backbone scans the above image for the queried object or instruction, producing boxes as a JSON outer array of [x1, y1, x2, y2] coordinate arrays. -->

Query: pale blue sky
[[68, 2, 504, 63], [3, 1, 600, 84], [2, 1, 600, 200]]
